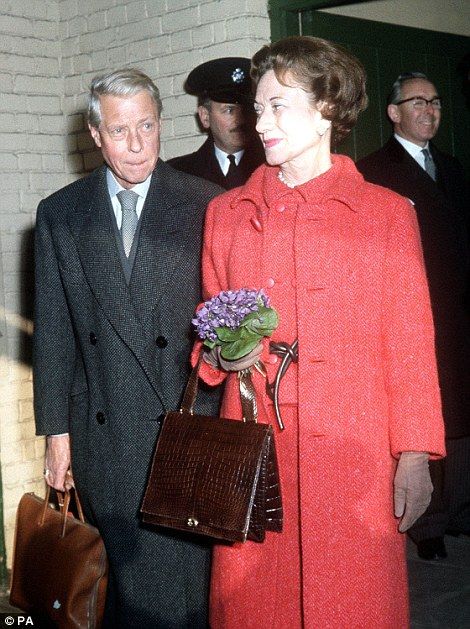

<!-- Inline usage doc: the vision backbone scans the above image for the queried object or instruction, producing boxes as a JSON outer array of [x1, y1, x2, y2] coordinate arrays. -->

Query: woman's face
[[254, 69, 327, 169]]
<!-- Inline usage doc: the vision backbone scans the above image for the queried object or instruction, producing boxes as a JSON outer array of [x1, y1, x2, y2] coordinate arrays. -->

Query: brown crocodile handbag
[[10, 486, 108, 628], [141, 356, 283, 543]]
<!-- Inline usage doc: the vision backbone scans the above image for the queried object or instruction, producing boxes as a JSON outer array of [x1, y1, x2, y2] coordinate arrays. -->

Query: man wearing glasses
[[357, 72, 470, 562]]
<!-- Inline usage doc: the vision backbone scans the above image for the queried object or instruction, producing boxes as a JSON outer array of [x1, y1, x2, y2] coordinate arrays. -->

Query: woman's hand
[[203, 342, 264, 372], [394, 451, 433, 532]]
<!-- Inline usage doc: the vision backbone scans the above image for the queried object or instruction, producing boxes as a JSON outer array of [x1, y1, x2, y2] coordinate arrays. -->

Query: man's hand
[[45, 434, 74, 491], [394, 451, 433, 532]]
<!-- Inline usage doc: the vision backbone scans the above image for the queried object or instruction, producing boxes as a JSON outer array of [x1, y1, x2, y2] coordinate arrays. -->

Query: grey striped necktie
[[422, 148, 437, 181], [117, 189, 139, 257]]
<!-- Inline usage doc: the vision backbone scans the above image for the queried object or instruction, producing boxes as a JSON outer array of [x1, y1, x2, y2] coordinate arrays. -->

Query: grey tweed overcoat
[[33, 160, 222, 628]]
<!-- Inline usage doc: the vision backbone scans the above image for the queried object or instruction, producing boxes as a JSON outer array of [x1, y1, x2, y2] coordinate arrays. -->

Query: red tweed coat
[[196, 155, 445, 628]]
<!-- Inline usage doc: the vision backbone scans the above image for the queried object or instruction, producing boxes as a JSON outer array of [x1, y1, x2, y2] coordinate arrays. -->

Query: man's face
[[89, 91, 160, 189], [198, 101, 250, 154], [387, 78, 441, 147]]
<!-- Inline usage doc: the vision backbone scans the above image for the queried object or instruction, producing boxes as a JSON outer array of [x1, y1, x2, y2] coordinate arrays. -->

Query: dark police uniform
[[168, 57, 265, 189]]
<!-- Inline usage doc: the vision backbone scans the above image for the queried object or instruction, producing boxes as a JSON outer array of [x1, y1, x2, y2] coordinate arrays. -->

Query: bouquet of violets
[[193, 288, 279, 361]]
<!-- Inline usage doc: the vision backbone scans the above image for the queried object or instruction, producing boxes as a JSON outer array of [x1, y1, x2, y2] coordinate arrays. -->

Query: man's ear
[[89, 124, 102, 148], [197, 105, 211, 130], [387, 104, 400, 124]]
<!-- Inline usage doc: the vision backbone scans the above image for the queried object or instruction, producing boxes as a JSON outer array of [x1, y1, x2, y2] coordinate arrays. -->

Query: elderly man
[[33, 68, 221, 627], [357, 72, 470, 561], [169, 57, 265, 189]]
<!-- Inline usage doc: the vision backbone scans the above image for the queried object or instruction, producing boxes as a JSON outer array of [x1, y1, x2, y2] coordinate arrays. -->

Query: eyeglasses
[[395, 96, 442, 110]]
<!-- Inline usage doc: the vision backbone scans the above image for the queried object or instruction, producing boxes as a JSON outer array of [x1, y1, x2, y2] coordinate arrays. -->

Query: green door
[[269, 3, 470, 169]]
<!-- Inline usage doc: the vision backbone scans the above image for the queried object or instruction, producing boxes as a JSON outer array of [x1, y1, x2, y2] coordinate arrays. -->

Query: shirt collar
[[214, 144, 244, 168], [394, 133, 430, 159], [106, 168, 152, 200]]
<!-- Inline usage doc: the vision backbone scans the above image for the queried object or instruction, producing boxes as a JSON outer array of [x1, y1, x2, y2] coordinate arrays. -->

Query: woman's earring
[[317, 122, 331, 137]]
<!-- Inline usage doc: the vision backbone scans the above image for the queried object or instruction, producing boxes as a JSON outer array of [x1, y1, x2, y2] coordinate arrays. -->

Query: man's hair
[[88, 68, 162, 128], [197, 96, 212, 109], [387, 72, 430, 105]]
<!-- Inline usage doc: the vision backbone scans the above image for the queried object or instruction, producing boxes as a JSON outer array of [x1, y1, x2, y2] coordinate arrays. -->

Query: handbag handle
[[181, 351, 258, 422], [41, 485, 86, 538]]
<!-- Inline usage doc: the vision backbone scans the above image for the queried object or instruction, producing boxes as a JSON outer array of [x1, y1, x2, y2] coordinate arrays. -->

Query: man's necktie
[[421, 148, 437, 181], [117, 189, 139, 257], [225, 154, 238, 187]]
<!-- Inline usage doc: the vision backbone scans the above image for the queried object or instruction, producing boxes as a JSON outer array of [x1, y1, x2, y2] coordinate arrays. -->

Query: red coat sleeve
[[382, 197, 445, 459]]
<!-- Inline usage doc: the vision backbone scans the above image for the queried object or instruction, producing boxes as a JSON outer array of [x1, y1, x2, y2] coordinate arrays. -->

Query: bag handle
[[41, 485, 86, 538], [180, 351, 258, 423]]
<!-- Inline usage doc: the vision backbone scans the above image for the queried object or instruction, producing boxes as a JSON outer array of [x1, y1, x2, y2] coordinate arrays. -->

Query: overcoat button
[[266, 278, 275, 288], [89, 332, 97, 345], [156, 335, 168, 348], [250, 217, 262, 232], [96, 411, 106, 424]]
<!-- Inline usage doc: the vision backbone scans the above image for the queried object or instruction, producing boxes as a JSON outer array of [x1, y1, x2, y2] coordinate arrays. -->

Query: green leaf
[[203, 339, 216, 350], [220, 335, 262, 361], [242, 307, 279, 336], [215, 326, 241, 342]]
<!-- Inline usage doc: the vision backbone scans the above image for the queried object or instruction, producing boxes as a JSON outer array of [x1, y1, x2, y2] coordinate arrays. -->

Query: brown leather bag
[[10, 486, 108, 628], [141, 357, 283, 543]]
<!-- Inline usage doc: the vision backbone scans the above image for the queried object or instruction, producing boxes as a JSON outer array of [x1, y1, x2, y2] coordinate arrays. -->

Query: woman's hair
[[88, 68, 162, 128], [251, 36, 368, 145]]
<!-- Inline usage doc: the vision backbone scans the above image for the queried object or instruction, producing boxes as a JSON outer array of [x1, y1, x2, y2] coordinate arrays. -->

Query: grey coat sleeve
[[33, 201, 76, 435]]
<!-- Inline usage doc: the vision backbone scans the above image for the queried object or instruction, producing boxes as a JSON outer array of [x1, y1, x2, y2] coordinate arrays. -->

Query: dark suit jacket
[[33, 160, 222, 627], [168, 136, 265, 189], [357, 138, 470, 438]]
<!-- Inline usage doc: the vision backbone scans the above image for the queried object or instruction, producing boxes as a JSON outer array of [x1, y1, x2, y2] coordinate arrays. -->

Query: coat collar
[[385, 137, 443, 194], [129, 160, 201, 327], [230, 154, 364, 214]]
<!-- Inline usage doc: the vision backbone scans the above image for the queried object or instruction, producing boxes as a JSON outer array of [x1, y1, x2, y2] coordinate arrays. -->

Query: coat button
[[96, 411, 106, 425], [250, 217, 262, 232], [267, 355, 278, 364], [89, 332, 97, 345], [276, 203, 286, 212], [156, 335, 168, 348], [266, 278, 275, 288]]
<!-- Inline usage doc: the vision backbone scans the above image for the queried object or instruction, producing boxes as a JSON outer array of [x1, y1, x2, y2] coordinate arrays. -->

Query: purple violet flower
[[192, 289, 270, 341]]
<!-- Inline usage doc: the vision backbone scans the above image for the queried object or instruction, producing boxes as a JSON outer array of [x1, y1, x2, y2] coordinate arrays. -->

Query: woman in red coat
[[195, 37, 445, 628]]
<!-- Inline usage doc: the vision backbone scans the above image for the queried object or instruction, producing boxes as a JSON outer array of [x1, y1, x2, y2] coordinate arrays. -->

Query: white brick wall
[[0, 0, 65, 568], [60, 0, 270, 170]]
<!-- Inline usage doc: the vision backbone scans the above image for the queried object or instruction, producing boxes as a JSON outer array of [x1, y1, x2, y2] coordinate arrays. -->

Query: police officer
[[168, 57, 265, 189]]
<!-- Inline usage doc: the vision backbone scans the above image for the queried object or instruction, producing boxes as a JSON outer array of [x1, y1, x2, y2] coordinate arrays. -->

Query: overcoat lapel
[[387, 138, 442, 201], [200, 139, 227, 188], [67, 165, 166, 407], [129, 161, 199, 331], [430, 145, 453, 196]]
